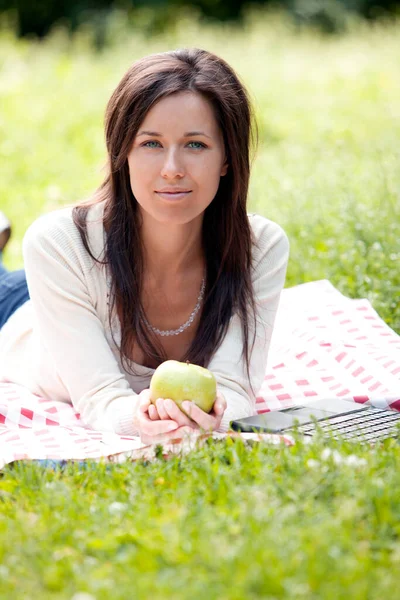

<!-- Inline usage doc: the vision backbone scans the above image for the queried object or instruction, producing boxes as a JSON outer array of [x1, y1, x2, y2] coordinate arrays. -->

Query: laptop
[[230, 398, 400, 442]]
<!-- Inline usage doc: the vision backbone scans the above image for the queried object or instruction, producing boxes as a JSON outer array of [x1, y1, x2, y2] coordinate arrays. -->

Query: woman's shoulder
[[23, 201, 105, 258], [24, 205, 73, 235], [247, 212, 290, 256]]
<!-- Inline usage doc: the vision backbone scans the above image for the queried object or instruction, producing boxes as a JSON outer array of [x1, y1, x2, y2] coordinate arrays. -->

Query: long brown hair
[[72, 48, 261, 393]]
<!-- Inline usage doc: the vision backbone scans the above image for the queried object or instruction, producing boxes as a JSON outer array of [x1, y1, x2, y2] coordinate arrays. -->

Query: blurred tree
[[0, 0, 398, 39], [0, 0, 130, 37]]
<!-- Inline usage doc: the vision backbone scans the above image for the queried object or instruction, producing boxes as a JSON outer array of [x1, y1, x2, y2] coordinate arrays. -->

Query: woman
[[0, 48, 289, 445]]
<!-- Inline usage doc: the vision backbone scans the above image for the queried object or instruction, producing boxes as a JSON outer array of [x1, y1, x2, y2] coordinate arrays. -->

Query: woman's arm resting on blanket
[[22, 217, 140, 436]]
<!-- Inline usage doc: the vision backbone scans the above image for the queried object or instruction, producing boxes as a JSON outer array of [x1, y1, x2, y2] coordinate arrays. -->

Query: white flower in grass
[[71, 594, 96, 600], [306, 459, 320, 469], [84, 557, 98, 567], [321, 448, 344, 464], [0, 565, 9, 577], [321, 448, 367, 467], [345, 455, 367, 467], [372, 477, 384, 487], [108, 501, 128, 515]]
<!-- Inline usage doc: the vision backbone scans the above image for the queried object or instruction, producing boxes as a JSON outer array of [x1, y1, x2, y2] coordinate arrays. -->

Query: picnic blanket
[[1, 279, 399, 468]]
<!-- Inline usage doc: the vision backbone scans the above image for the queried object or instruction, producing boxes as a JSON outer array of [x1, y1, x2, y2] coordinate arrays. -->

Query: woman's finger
[[181, 401, 217, 433], [139, 413, 179, 436], [207, 393, 227, 420], [147, 397, 194, 427], [138, 390, 153, 413], [156, 398, 170, 420], [138, 395, 178, 433], [180, 392, 226, 430], [213, 392, 227, 415], [148, 404, 159, 420], [163, 398, 197, 428]]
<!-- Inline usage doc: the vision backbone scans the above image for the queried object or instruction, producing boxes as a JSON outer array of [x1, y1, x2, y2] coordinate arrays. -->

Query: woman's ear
[[220, 159, 229, 177]]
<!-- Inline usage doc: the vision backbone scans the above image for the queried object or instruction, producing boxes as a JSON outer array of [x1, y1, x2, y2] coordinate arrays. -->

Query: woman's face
[[127, 91, 228, 225]]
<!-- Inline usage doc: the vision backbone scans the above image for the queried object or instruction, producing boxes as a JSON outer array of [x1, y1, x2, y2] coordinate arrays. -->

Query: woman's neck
[[140, 213, 205, 287]]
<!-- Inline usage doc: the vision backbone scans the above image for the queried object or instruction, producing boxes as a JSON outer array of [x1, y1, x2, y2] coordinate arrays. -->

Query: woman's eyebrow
[[136, 130, 212, 138]]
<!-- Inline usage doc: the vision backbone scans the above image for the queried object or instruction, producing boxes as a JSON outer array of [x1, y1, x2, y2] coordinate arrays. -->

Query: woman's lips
[[155, 191, 192, 201]]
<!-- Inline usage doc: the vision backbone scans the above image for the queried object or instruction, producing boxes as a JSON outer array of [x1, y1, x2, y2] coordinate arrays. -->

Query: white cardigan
[[0, 200, 289, 436]]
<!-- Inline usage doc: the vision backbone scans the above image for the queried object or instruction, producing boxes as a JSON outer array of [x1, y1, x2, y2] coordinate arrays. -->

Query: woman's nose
[[160, 149, 185, 179]]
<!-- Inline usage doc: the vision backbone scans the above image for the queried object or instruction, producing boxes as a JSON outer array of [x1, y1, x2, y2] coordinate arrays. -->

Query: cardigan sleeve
[[22, 215, 141, 437], [207, 219, 290, 433]]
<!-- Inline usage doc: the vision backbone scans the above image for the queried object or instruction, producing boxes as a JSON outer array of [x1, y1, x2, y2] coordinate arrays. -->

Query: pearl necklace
[[143, 273, 206, 337]]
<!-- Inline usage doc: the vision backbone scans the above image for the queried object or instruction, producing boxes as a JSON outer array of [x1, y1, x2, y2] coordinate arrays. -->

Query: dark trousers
[[0, 252, 30, 329]]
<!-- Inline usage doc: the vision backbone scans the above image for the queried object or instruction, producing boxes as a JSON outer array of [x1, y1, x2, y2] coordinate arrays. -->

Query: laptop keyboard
[[289, 407, 400, 442]]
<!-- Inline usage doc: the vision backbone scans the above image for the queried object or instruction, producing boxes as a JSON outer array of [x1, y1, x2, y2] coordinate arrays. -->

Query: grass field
[[2, 434, 400, 599], [1, 8, 400, 598]]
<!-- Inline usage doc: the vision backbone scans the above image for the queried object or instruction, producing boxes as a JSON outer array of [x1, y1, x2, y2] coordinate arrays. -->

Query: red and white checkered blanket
[[1, 280, 399, 468]]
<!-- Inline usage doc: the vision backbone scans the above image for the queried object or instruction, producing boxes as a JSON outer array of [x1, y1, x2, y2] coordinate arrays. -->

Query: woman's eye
[[142, 140, 161, 148], [187, 141, 206, 149]]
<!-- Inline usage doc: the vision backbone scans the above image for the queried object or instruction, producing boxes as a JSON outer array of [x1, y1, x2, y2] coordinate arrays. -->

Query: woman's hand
[[148, 390, 227, 434], [134, 389, 202, 446]]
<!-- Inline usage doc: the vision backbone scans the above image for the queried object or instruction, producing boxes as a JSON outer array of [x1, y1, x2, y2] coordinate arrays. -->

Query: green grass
[[2, 435, 400, 599], [1, 8, 400, 598]]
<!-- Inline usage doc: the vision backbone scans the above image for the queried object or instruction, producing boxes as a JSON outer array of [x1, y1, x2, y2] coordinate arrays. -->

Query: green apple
[[149, 360, 217, 415]]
